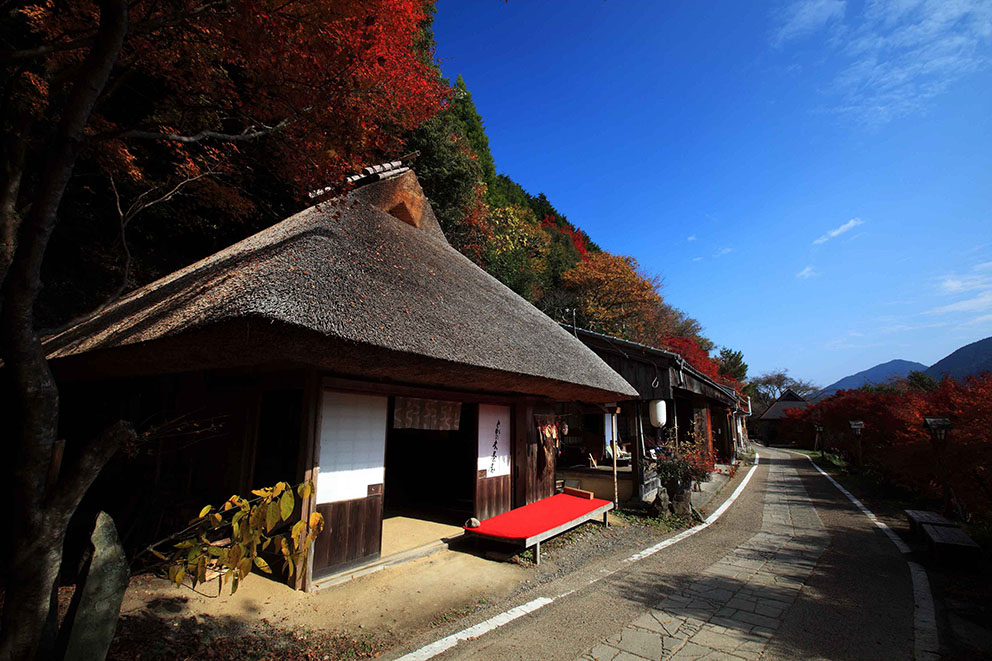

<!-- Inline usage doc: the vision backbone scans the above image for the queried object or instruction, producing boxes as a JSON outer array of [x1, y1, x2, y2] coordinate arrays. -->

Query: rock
[[59, 512, 131, 661], [672, 489, 693, 517], [649, 490, 671, 516]]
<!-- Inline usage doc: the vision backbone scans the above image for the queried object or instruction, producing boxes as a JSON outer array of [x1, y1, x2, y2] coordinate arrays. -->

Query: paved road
[[396, 446, 916, 660]]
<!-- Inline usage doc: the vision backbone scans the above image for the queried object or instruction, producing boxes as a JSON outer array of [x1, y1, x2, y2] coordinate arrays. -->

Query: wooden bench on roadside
[[464, 487, 613, 565], [921, 523, 980, 562], [904, 509, 954, 537]]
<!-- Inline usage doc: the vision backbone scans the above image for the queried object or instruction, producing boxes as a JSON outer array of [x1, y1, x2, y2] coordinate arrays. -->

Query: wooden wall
[[475, 472, 512, 520], [513, 401, 556, 507], [311, 489, 383, 578]]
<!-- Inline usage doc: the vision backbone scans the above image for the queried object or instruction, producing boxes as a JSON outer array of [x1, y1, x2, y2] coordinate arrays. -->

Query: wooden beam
[[320, 375, 549, 405], [563, 486, 594, 499], [299, 370, 323, 592]]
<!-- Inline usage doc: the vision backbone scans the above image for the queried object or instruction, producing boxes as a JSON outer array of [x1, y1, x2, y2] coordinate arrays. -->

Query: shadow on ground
[[109, 592, 385, 661]]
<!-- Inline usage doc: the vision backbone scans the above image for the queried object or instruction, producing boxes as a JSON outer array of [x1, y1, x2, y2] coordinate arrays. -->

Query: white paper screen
[[477, 404, 511, 477], [316, 391, 387, 504]]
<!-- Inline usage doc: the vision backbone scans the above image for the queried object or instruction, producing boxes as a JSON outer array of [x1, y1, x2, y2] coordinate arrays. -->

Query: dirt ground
[[106, 479, 745, 660], [120, 546, 527, 637], [108, 510, 680, 659]]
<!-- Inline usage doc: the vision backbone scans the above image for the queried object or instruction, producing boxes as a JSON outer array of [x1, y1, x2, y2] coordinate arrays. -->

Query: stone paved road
[[392, 445, 914, 661], [580, 450, 830, 660]]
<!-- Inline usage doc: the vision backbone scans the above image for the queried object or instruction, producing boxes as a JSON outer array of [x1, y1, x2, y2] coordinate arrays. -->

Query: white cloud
[[877, 321, 948, 334], [687, 235, 697, 242], [714, 247, 733, 257], [797, 265, 818, 278], [964, 313, 992, 326], [692, 256, 704, 262], [929, 263, 992, 315], [940, 274, 992, 293], [772, 0, 847, 47], [973, 260, 992, 271], [928, 289, 992, 315], [813, 217, 864, 244], [773, 0, 992, 124]]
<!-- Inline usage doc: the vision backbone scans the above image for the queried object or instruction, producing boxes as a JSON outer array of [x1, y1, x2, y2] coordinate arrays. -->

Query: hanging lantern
[[649, 400, 667, 428]]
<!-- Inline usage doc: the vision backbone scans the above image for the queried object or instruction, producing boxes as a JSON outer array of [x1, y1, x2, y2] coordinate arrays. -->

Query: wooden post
[[611, 410, 619, 507], [632, 402, 645, 499], [297, 370, 321, 592]]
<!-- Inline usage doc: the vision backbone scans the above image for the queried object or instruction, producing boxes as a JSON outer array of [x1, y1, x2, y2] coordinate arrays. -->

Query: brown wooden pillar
[[632, 401, 645, 496]]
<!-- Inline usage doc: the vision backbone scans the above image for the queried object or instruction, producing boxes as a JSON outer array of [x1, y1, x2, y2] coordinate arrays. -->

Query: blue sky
[[432, 0, 992, 387]]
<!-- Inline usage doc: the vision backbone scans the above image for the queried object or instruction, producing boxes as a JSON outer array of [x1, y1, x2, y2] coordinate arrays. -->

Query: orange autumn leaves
[[562, 253, 661, 339]]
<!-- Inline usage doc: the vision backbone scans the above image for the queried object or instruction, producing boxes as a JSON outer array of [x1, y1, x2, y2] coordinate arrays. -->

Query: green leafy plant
[[150, 481, 323, 594]]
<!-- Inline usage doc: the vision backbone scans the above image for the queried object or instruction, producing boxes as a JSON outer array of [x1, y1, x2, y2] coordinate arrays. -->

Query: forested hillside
[[405, 74, 716, 359], [26, 0, 722, 381]]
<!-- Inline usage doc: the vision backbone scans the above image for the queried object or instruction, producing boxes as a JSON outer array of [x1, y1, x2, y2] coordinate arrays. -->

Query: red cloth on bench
[[466, 493, 611, 541]]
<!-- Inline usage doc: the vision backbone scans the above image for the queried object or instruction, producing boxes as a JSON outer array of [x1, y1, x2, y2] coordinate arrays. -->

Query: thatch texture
[[45, 171, 636, 402]]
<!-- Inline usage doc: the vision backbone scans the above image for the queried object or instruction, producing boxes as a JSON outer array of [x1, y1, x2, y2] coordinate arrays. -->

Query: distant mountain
[[926, 336, 992, 381], [819, 359, 928, 397]]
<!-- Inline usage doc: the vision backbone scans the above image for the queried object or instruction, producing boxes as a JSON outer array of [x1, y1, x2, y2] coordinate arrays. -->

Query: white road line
[[394, 455, 762, 661], [908, 561, 940, 660], [796, 451, 910, 553], [395, 597, 554, 661], [788, 449, 939, 660], [626, 455, 760, 562]]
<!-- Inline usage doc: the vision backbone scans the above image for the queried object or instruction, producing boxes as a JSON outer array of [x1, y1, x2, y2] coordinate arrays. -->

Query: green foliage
[[614, 508, 689, 532], [484, 206, 550, 299], [153, 481, 323, 594], [450, 75, 496, 183], [907, 370, 939, 392], [407, 73, 720, 359], [718, 348, 748, 382], [405, 108, 486, 250]]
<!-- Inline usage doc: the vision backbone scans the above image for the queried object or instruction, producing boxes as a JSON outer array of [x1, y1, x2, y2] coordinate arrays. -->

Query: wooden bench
[[464, 489, 613, 565], [921, 523, 980, 562], [905, 509, 954, 537]]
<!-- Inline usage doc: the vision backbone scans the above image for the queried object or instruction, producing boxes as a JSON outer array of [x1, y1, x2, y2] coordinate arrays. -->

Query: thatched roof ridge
[[45, 171, 636, 401]]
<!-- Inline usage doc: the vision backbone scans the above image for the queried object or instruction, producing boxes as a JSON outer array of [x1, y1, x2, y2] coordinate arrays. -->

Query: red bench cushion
[[466, 493, 611, 541]]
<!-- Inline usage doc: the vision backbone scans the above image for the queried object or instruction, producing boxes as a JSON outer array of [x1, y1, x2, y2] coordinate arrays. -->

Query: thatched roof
[[45, 170, 636, 402]]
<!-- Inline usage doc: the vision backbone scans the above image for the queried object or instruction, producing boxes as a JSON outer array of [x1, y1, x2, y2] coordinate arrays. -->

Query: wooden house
[[754, 388, 809, 444], [42, 165, 636, 589], [552, 327, 744, 504]]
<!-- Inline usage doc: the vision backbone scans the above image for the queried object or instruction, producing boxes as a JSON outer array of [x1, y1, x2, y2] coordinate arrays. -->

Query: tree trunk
[[0, 2, 128, 658], [0, 119, 27, 288], [0, 422, 132, 661]]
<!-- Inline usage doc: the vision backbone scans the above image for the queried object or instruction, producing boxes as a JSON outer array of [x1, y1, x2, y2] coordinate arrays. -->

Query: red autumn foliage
[[9, 0, 447, 198], [459, 181, 493, 265], [541, 215, 590, 260], [662, 335, 721, 382], [784, 374, 992, 521]]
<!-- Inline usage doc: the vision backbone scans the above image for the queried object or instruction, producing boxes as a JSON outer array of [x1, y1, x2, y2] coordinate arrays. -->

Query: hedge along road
[[390, 446, 917, 661]]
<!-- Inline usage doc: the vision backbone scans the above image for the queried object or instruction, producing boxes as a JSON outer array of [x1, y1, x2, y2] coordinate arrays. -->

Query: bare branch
[[49, 420, 136, 514], [39, 169, 216, 335], [102, 170, 214, 305], [121, 120, 289, 143]]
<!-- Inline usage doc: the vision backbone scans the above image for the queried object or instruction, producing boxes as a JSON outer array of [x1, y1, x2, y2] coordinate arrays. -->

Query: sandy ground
[[121, 547, 528, 641], [113, 480, 732, 657]]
